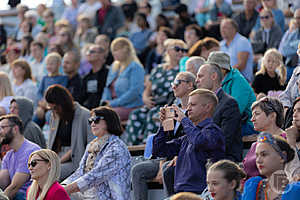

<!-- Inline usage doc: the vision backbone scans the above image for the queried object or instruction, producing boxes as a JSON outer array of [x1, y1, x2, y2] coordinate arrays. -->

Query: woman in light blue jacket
[[101, 37, 145, 121]]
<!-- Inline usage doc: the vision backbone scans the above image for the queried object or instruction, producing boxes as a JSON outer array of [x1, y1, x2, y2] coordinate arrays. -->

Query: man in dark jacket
[[196, 62, 243, 162], [10, 97, 46, 148]]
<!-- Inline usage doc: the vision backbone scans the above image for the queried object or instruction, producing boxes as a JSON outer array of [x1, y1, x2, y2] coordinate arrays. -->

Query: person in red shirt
[[27, 149, 70, 200]]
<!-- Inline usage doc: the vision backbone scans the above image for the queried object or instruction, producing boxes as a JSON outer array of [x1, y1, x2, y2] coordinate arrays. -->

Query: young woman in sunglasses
[[242, 132, 300, 200], [63, 106, 131, 200], [27, 149, 70, 200]]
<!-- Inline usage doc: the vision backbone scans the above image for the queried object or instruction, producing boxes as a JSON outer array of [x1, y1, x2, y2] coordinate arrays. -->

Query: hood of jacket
[[12, 96, 33, 127]]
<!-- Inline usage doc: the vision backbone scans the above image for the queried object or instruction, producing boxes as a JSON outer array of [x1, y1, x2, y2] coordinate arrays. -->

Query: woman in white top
[[11, 59, 38, 105]]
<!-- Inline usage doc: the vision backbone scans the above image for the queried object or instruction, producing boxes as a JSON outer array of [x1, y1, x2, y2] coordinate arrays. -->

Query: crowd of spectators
[[0, 0, 300, 199]]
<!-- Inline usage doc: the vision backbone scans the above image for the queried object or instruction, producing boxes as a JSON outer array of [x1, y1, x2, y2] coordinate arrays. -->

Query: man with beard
[[0, 114, 40, 200]]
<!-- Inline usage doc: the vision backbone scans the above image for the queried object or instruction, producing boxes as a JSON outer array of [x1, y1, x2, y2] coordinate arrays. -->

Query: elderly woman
[[125, 39, 186, 145], [63, 106, 131, 200], [11, 59, 38, 104], [101, 37, 145, 121], [27, 149, 70, 200], [243, 97, 286, 178]]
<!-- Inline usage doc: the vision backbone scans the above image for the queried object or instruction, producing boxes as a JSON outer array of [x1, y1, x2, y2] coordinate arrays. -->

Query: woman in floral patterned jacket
[[63, 106, 131, 200]]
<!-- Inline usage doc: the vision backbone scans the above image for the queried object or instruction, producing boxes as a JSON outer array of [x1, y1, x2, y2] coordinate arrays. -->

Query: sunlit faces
[[207, 170, 235, 200], [0, 119, 15, 145], [90, 114, 108, 138], [12, 65, 25, 80], [156, 31, 168, 45], [9, 102, 19, 115], [171, 75, 191, 98], [255, 142, 284, 178], [112, 46, 128, 62], [187, 95, 209, 123], [260, 10, 273, 28], [220, 20, 235, 41], [167, 44, 185, 63], [262, 53, 279, 76], [251, 106, 274, 132], [46, 58, 60, 74], [293, 101, 300, 129], [86, 46, 106, 63], [196, 64, 214, 91], [28, 154, 50, 181], [63, 53, 78, 75], [184, 29, 199, 48]]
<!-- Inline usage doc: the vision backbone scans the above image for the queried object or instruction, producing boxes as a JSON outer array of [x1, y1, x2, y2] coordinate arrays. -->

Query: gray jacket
[[48, 102, 94, 176], [13, 97, 46, 148]]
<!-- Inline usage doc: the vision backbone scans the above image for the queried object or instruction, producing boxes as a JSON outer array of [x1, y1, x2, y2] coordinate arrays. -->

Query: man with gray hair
[[196, 61, 243, 162], [207, 51, 257, 136], [185, 56, 205, 76], [24, 10, 42, 37]]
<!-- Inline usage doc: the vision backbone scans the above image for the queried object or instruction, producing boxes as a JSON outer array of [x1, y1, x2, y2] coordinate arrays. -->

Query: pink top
[[243, 133, 286, 178], [27, 181, 70, 200]]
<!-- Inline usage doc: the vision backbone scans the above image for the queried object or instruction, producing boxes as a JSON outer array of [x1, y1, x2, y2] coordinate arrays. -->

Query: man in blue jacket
[[152, 88, 225, 194]]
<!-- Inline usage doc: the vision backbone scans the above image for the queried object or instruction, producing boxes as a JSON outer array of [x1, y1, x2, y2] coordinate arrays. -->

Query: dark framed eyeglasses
[[88, 116, 105, 125], [171, 79, 189, 87], [28, 159, 49, 168], [260, 15, 270, 20], [173, 46, 188, 53]]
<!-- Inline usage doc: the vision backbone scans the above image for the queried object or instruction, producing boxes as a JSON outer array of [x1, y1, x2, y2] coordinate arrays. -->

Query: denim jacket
[[101, 61, 145, 108], [63, 135, 132, 200]]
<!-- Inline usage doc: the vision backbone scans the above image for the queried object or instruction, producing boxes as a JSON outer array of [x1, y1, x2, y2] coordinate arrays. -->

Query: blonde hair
[[257, 48, 286, 86], [164, 39, 187, 64], [189, 88, 218, 113], [0, 72, 13, 101], [45, 52, 62, 67], [170, 192, 203, 200], [110, 37, 142, 73], [27, 149, 61, 200]]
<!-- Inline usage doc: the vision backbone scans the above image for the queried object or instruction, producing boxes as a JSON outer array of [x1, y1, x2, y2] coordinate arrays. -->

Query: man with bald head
[[196, 62, 243, 162], [279, 8, 300, 80]]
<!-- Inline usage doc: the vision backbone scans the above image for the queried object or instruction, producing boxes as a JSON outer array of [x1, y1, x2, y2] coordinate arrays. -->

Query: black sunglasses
[[28, 159, 48, 168], [260, 15, 270, 20], [171, 79, 189, 87], [88, 116, 105, 125], [173, 46, 188, 53]]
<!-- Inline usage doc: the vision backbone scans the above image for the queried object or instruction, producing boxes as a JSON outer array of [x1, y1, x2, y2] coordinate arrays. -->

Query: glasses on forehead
[[171, 79, 189, 87], [88, 116, 105, 125], [28, 159, 49, 168]]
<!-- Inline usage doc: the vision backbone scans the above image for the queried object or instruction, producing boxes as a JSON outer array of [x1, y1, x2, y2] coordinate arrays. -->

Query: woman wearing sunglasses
[[242, 132, 300, 200], [125, 38, 186, 145], [243, 97, 286, 180], [63, 106, 131, 200], [27, 149, 70, 200]]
